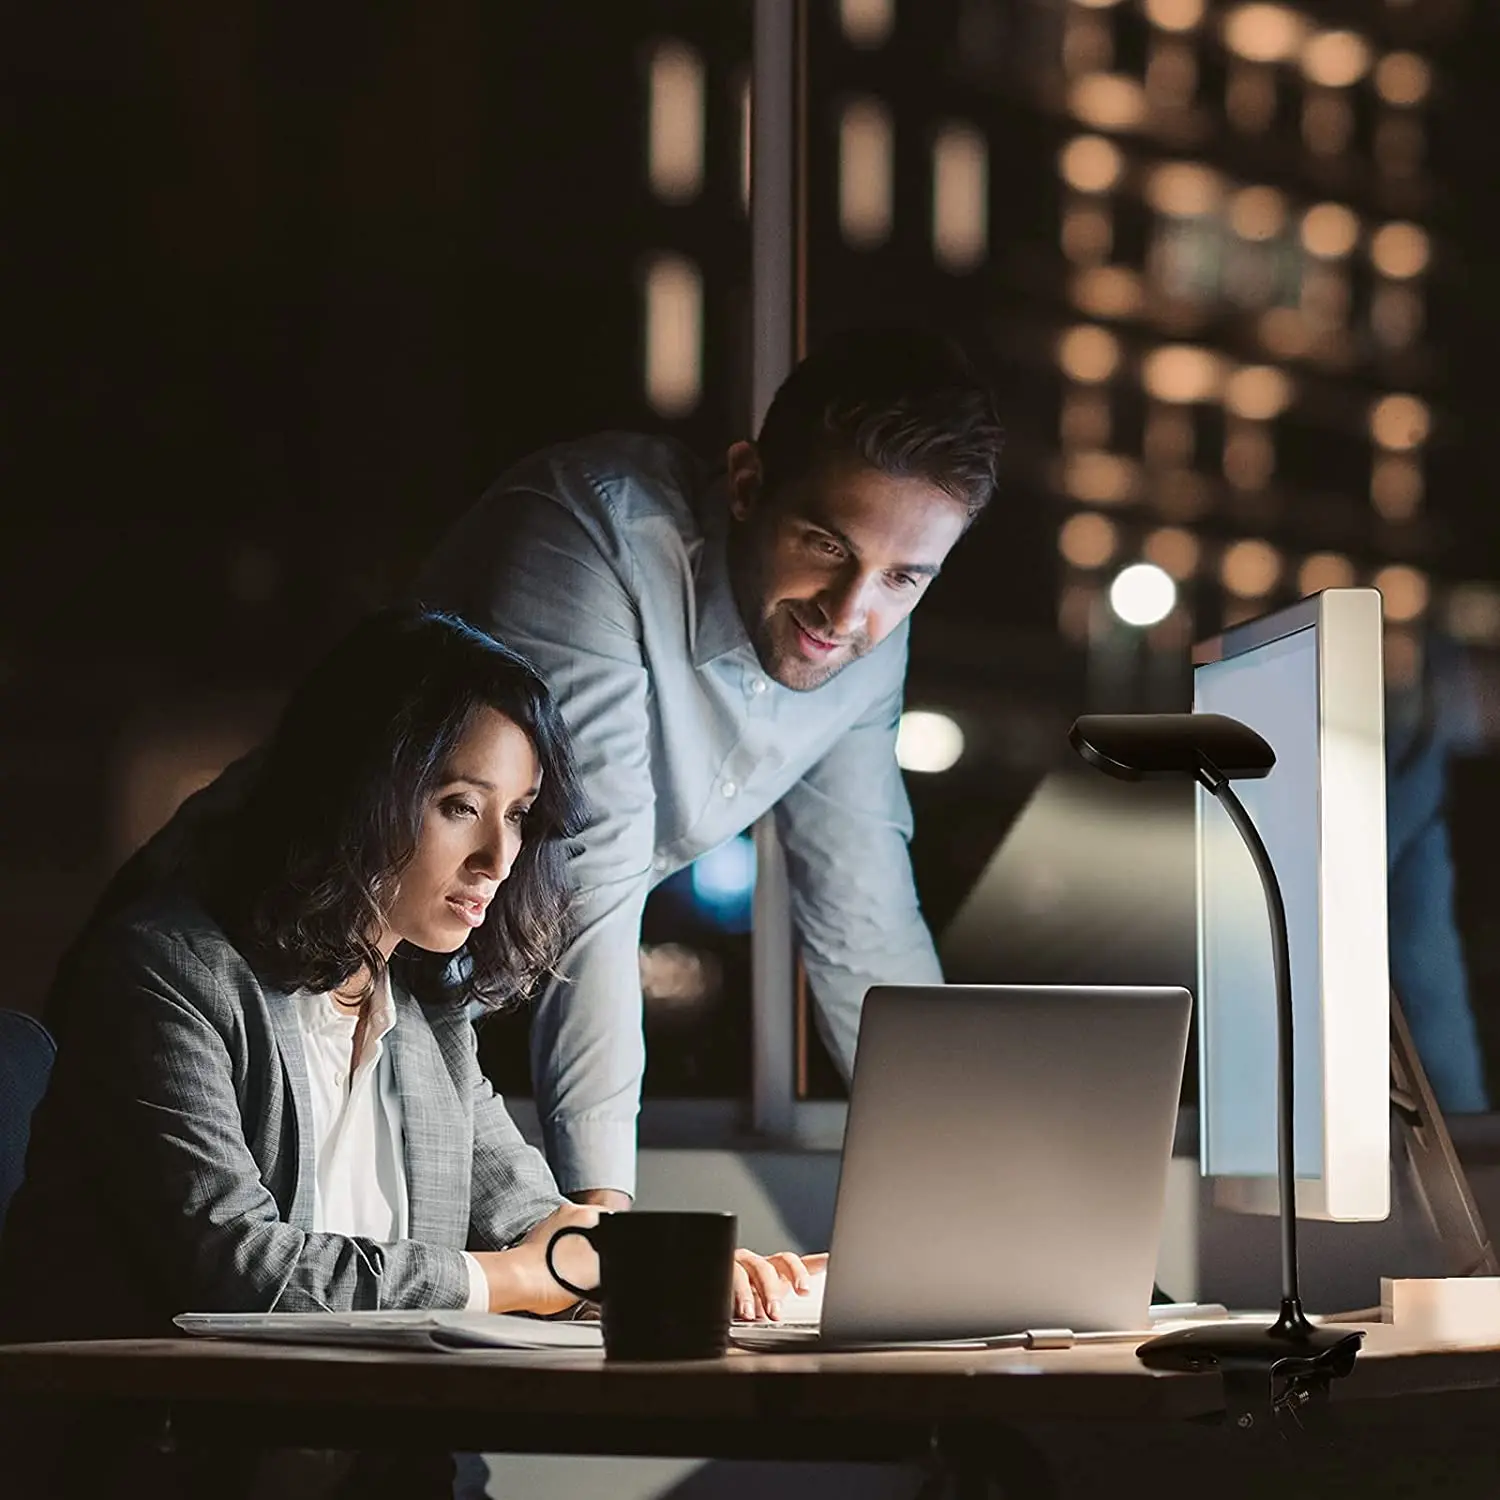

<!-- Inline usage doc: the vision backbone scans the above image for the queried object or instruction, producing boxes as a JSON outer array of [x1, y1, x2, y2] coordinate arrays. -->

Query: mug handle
[[544, 1225, 601, 1301]]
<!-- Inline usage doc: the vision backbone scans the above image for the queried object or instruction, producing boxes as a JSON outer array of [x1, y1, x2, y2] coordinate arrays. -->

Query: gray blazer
[[0, 887, 564, 1342]]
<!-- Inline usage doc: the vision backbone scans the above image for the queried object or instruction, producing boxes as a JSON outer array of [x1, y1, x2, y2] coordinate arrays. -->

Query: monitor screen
[[1196, 624, 1324, 1179], [1193, 588, 1390, 1221]]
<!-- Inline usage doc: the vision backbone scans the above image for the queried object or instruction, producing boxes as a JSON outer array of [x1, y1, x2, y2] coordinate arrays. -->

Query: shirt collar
[[296, 968, 398, 1043], [692, 475, 756, 668]]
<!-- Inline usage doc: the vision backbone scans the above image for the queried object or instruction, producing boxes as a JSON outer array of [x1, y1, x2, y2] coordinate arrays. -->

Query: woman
[[0, 608, 815, 1344]]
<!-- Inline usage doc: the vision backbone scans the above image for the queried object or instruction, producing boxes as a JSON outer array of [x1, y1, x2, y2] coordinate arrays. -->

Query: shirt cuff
[[460, 1251, 490, 1312], [543, 1114, 639, 1199]]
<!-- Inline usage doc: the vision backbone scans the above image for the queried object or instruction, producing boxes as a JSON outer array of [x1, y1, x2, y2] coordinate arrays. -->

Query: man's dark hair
[[754, 326, 1005, 519], [206, 607, 587, 1010]]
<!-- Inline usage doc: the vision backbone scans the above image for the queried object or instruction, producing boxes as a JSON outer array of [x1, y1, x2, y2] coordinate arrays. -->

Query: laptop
[[732, 983, 1192, 1349]]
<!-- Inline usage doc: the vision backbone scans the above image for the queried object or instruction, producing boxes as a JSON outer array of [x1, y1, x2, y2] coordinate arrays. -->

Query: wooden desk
[[5, 1326, 1500, 1496]]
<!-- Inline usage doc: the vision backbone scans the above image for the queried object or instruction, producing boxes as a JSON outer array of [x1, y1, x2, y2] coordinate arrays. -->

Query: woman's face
[[380, 706, 542, 956]]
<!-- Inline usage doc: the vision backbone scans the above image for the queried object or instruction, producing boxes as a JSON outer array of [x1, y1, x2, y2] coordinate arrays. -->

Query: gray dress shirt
[[415, 433, 942, 1196]]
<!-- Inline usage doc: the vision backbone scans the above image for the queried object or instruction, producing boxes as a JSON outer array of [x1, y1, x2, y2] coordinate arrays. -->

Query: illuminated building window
[[1230, 186, 1286, 243], [1057, 324, 1121, 384], [1369, 394, 1430, 452], [1220, 538, 1282, 598], [1223, 189, 1293, 308], [1071, 265, 1144, 319], [1060, 388, 1113, 449], [1142, 344, 1223, 404], [1058, 511, 1119, 570], [1063, 13, 1114, 76], [1301, 264, 1350, 336], [1150, 216, 1221, 303], [1298, 552, 1355, 595], [1300, 31, 1372, 88], [1153, 469, 1208, 520], [1058, 581, 1100, 645], [1375, 116, 1424, 177], [1302, 92, 1354, 157], [1300, 203, 1359, 260], [1068, 74, 1148, 131], [1226, 63, 1277, 132], [1223, 421, 1275, 490], [1374, 564, 1429, 623], [647, 41, 705, 203], [1062, 202, 1114, 263], [1369, 223, 1430, 282], [643, 254, 702, 417], [839, 98, 894, 248], [839, 0, 895, 48], [1142, 404, 1195, 468], [932, 124, 988, 272], [1062, 451, 1140, 506], [1384, 626, 1421, 691], [1059, 135, 1124, 193], [1144, 526, 1201, 580], [1371, 285, 1424, 350], [1374, 52, 1431, 107], [1447, 585, 1500, 645], [1145, 41, 1197, 108], [1258, 307, 1311, 360], [1146, 162, 1222, 218], [1225, 365, 1293, 421], [1371, 455, 1423, 521], [1222, 5, 1303, 63], [1145, 0, 1206, 33]]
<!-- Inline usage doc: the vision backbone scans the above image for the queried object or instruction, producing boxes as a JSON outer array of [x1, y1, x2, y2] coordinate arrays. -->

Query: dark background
[[7, 0, 1500, 1099]]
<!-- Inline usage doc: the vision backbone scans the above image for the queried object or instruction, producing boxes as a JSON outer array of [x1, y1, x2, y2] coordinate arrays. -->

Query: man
[[1386, 628, 1490, 1113], [414, 326, 1005, 1209]]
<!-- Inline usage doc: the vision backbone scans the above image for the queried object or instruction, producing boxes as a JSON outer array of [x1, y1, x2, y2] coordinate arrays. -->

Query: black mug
[[545, 1211, 738, 1360]]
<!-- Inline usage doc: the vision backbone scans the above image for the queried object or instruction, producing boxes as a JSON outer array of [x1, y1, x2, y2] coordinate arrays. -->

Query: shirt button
[[749, 677, 767, 695], [721, 780, 738, 799], [652, 853, 668, 871]]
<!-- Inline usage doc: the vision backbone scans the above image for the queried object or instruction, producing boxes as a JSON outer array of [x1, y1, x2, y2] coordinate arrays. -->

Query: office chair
[[0, 1009, 55, 1234]]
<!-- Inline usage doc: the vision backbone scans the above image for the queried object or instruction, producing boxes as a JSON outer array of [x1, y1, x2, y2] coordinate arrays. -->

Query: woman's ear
[[725, 440, 763, 522]]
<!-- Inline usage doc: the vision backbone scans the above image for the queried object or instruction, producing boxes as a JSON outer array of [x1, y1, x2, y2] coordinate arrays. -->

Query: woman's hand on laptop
[[733, 1249, 828, 1322]]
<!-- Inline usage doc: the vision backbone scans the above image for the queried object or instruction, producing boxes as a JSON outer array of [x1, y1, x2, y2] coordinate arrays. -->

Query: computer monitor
[[1193, 587, 1390, 1222]]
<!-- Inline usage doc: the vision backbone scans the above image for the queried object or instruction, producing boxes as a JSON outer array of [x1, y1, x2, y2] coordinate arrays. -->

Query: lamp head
[[1068, 713, 1275, 790]]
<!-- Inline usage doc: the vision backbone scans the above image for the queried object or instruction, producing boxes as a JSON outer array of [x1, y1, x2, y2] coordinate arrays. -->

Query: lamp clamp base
[[1137, 1320, 1365, 1432]]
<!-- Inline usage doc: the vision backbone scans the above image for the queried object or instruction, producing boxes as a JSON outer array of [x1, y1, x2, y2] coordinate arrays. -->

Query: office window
[[643, 254, 703, 416], [838, 98, 894, 247], [840, 0, 895, 49], [647, 41, 705, 203], [931, 124, 988, 272]]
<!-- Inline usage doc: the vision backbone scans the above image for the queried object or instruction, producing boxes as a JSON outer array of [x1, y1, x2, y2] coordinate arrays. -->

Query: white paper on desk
[[173, 1310, 603, 1353]]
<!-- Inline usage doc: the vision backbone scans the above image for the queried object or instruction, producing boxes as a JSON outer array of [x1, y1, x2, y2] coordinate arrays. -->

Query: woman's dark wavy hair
[[205, 607, 587, 1010]]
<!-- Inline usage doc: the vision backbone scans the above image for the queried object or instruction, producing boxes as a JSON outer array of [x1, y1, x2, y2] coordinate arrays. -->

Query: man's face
[[726, 444, 970, 692]]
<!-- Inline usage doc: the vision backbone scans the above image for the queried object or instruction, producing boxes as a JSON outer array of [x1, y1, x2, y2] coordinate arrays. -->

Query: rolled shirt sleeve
[[461, 1252, 491, 1310], [774, 635, 943, 1075]]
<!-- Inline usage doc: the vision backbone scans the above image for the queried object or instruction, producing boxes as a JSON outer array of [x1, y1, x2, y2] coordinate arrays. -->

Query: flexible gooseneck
[[1198, 762, 1313, 1341]]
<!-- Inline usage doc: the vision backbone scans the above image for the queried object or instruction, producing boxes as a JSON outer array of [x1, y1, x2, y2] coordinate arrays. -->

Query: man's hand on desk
[[734, 1250, 828, 1323], [477, 1202, 602, 1316], [571, 1187, 633, 1212]]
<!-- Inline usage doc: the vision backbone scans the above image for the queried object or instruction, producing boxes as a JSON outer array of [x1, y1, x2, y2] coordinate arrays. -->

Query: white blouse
[[291, 971, 488, 1309]]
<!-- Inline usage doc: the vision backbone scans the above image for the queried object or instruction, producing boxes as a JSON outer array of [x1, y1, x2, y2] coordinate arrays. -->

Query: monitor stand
[[1388, 987, 1499, 1277], [1325, 989, 1498, 1324]]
